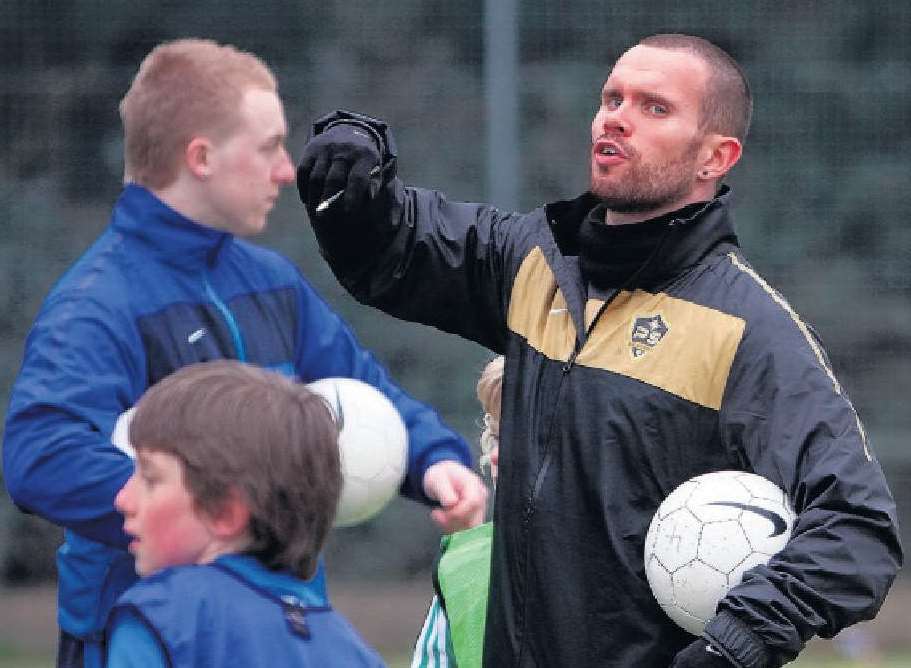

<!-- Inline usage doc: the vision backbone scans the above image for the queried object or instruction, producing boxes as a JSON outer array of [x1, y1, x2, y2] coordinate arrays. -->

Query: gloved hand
[[670, 638, 735, 667], [297, 120, 385, 218]]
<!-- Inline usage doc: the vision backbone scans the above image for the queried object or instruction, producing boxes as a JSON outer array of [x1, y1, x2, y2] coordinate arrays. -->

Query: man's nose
[[599, 103, 631, 137]]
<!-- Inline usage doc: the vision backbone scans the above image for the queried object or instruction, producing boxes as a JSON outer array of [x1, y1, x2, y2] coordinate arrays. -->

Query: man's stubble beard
[[591, 139, 702, 214]]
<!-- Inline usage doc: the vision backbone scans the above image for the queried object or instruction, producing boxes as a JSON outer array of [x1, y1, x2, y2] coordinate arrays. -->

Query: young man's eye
[[647, 103, 668, 115], [263, 138, 286, 153]]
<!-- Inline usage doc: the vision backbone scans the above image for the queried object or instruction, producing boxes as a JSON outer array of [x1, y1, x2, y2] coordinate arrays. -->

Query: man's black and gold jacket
[[308, 134, 902, 667]]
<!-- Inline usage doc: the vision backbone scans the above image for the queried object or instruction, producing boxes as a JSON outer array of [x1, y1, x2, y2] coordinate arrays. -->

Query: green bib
[[436, 522, 494, 668]]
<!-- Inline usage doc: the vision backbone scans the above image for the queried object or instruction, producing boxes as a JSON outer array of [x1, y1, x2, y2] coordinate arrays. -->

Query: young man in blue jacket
[[297, 34, 902, 668], [2, 38, 486, 668], [107, 360, 385, 667]]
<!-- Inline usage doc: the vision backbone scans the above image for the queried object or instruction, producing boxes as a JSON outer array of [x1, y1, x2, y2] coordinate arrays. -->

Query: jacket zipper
[[515, 210, 706, 662], [204, 271, 247, 362]]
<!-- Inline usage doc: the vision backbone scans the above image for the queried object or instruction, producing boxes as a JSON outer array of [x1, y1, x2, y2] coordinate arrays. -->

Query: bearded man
[[296, 34, 901, 668]]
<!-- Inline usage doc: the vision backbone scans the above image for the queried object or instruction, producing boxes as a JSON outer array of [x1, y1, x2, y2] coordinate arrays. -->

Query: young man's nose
[[274, 148, 295, 184]]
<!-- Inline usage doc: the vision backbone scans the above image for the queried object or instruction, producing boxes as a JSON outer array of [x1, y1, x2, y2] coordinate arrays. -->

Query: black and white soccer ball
[[111, 406, 136, 459], [644, 470, 796, 635], [307, 377, 408, 527]]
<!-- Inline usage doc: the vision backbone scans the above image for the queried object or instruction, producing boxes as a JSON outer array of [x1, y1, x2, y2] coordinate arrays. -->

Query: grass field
[[0, 649, 52, 668], [385, 654, 910, 667], [2, 581, 908, 667], [0, 643, 908, 667]]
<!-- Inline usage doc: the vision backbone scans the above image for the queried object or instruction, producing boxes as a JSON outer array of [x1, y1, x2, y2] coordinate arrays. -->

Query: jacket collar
[[212, 554, 329, 608], [546, 186, 740, 290], [111, 184, 233, 268]]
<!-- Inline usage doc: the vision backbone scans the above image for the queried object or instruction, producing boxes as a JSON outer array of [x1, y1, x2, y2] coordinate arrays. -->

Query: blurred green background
[[1, 0, 908, 665]]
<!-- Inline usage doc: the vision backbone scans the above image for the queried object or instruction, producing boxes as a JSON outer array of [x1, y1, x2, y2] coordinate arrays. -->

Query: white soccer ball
[[306, 377, 408, 527], [644, 470, 796, 635], [111, 407, 136, 459]]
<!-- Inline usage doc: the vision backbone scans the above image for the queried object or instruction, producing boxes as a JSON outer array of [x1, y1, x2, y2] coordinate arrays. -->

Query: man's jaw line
[[589, 174, 700, 225]]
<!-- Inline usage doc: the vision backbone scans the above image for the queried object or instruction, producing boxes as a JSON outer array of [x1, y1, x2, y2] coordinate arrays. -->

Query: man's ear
[[697, 135, 742, 182], [185, 137, 214, 181], [208, 487, 251, 540]]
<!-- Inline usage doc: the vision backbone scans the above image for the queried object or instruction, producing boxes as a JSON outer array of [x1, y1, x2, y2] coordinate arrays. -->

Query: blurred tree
[[1, 0, 908, 583]]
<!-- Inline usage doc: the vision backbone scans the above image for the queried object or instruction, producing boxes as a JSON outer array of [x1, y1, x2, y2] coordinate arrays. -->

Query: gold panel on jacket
[[508, 247, 746, 410], [507, 247, 576, 361]]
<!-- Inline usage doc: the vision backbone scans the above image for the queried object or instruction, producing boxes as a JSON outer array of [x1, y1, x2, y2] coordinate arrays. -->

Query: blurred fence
[[1, 1, 909, 584]]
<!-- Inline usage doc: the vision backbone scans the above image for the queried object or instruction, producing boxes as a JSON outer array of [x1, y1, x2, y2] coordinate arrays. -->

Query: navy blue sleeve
[[342, 185, 522, 354], [3, 295, 143, 548], [710, 289, 902, 668], [292, 275, 471, 505], [308, 114, 525, 355]]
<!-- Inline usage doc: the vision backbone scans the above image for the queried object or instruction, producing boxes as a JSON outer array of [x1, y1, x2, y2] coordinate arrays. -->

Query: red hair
[[119, 38, 276, 189]]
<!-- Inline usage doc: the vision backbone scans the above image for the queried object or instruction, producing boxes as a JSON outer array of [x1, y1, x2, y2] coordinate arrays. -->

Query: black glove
[[297, 111, 396, 218], [670, 638, 735, 668]]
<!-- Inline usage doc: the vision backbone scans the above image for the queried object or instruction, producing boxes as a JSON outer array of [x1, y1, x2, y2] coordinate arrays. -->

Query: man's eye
[[647, 103, 668, 115], [607, 97, 622, 110]]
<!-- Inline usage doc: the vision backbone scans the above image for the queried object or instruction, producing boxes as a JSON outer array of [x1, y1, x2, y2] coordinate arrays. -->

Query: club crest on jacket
[[630, 314, 669, 358]]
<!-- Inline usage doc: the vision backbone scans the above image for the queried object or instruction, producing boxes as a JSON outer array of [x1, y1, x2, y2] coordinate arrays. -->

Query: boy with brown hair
[[106, 360, 384, 667]]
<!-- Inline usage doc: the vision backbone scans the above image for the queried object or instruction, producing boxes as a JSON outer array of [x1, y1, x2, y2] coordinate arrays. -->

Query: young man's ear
[[208, 487, 251, 539], [697, 135, 742, 182], [185, 137, 215, 181]]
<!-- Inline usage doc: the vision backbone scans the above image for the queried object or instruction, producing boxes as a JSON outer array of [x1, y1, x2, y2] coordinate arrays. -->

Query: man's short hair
[[129, 360, 341, 579], [638, 34, 752, 142], [119, 38, 277, 190]]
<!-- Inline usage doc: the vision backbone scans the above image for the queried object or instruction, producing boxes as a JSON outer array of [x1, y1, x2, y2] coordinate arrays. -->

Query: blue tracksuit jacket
[[3, 184, 469, 649]]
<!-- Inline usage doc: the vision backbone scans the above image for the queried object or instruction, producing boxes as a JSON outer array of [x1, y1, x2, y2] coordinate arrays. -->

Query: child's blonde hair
[[476, 356, 504, 474]]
